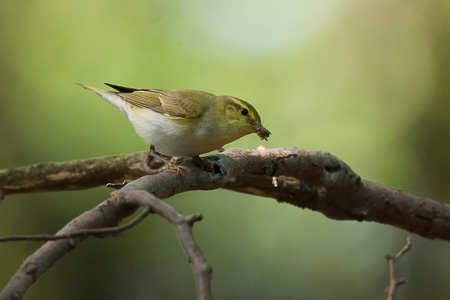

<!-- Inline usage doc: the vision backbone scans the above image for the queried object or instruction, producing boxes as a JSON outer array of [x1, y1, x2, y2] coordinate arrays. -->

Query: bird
[[78, 83, 270, 169]]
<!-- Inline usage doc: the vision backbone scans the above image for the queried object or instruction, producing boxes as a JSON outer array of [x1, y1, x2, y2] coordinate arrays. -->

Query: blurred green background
[[1, 0, 450, 299]]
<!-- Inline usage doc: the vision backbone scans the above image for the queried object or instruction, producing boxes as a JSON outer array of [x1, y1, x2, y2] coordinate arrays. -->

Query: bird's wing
[[118, 90, 165, 114], [104, 83, 165, 114], [105, 83, 210, 119], [158, 90, 209, 119]]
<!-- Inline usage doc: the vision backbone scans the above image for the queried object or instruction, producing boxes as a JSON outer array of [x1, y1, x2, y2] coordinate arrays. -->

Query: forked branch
[[385, 237, 413, 300], [0, 147, 449, 299]]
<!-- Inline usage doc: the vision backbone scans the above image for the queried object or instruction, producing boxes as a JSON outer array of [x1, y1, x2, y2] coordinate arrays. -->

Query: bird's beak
[[255, 124, 271, 141]]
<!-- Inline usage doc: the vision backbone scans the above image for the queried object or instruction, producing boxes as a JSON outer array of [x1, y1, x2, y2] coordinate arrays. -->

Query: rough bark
[[1, 147, 449, 299]]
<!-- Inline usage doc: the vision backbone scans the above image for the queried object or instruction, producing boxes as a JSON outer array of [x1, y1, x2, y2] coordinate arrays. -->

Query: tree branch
[[385, 237, 412, 300], [123, 190, 211, 300], [0, 152, 159, 196], [1, 147, 449, 241], [0, 189, 211, 300], [0, 206, 152, 242], [0, 147, 448, 299]]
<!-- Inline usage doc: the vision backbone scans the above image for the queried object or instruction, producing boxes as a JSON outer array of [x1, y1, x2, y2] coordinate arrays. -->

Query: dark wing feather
[[104, 83, 141, 93]]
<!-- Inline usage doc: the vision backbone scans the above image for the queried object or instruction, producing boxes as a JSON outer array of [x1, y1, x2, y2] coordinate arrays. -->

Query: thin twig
[[385, 237, 412, 300], [0, 207, 152, 242], [393, 236, 412, 262]]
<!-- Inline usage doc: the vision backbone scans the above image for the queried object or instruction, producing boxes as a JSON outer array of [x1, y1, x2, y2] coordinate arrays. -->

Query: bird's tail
[[77, 83, 130, 117]]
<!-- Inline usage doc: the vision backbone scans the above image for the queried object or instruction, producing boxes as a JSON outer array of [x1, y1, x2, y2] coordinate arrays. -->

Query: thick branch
[[0, 152, 158, 195], [1, 147, 449, 298], [1, 147, 449, 241]]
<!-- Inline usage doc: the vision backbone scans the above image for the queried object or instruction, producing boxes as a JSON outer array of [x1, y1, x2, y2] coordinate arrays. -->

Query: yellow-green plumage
[[78, 83, 270, 157]]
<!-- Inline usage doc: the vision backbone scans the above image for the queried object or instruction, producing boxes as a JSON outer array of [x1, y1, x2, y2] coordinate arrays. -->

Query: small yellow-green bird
[[78, 83, 270, 163]]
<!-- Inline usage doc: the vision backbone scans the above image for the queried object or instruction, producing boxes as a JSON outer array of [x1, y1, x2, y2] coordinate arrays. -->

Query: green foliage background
[[1, 1, 450, 299]]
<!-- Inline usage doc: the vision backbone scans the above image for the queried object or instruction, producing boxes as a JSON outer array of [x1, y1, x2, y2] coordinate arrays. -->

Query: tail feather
[[76, 83, 107, 94], [77, 83, 130, 117]]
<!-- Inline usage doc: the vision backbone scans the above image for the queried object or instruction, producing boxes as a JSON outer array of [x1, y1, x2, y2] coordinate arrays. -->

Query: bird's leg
[[146, 144, 187, 173], [147, 144, 171, 165]]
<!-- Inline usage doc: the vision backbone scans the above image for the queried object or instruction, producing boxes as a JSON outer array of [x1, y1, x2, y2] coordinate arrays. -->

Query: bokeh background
[[1, 1, 450, 299]]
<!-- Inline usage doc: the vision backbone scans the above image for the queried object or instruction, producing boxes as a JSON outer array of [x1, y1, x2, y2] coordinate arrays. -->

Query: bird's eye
[[240, 108, 249, 116]]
